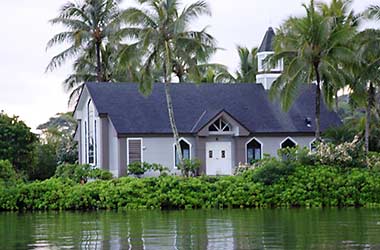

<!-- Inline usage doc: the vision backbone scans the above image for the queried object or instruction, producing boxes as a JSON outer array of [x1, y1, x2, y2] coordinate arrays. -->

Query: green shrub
[[249, 157, 297, 185], [127, 162, 151, 176], [54, 164, 112, 183], [0, 160, 18, 186], [177, 159, 201, 177], [127, 162, 168, 176], [0, 164, 380, 211], [89, 168, 113, 180]]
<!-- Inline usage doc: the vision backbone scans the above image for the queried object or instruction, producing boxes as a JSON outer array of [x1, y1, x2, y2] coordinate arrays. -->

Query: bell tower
[[256, 27, 283, 90]]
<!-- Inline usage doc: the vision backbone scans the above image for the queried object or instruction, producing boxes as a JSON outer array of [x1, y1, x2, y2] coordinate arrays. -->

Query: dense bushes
[[0, 160, 18, 187], [127, 162, 168, 176], [54, 164, 113, 183], [0, 164, 379, 211]]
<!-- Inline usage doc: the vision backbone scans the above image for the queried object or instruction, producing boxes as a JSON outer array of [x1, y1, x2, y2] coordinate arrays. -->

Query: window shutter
[[128, 139, 142, 163]]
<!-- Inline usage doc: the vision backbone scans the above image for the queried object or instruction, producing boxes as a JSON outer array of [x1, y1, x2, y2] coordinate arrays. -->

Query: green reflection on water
[[1, 208, 380, 249]]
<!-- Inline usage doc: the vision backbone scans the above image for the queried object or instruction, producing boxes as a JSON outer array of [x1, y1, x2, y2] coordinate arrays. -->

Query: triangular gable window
[[208, 118, 231, 132]]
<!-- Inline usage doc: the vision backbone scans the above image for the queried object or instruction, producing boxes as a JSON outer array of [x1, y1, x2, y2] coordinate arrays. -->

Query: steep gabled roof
[[258, 27, 275, 52], [85, 82, 341, 135]]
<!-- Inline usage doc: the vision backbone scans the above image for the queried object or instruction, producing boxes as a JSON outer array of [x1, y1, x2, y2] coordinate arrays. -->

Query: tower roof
[[258, 27, 275, 52]]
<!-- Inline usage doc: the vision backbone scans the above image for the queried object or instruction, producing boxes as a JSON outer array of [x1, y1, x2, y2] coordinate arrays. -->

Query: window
[[280, 137, 297, 161], [87, 100, 96, 165], [127, 138, 143, 164], [84, 121, 87, 163], [221, 150, 226, 158], [209, 150, 213, 158], [246, 138, 262, 163], [209, 118, 231, 132], [281, 138, 297, 149], [310, 139, 318, 152], [175, 139, 191, 166]]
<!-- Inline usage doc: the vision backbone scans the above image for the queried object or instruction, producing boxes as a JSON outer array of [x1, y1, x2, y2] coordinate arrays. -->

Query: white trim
[[127, 138, 143, 165], [280, 137, 298, 148], [245, 137, 264, 163], [172, 137, 192, 169], [209, 131, 235, 136], [86, 99, 97, 166]]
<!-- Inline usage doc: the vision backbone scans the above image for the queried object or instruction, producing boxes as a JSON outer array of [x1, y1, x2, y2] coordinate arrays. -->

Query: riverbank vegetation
[[1, 1, 380, 209], [1, 141, 380, 211]]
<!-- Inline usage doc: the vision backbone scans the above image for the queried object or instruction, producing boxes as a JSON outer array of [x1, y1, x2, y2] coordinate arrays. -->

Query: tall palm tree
[[121, 0, 216, 164], [269, 0, 355, 140], [348, 29, 380, 154], [46, 0, 124, 84], [317, 0, 359, 111], [235, 46, 258, 83]]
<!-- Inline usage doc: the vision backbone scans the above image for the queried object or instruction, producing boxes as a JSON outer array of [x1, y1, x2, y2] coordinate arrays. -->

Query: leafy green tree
[[46, 0, 126, 96], [269, 0, 355, 140], [0, 112, 37, 175], [37, 112, 78, 164], [31, 143, 57, 180], [122, 0, 215, 164], [235, 46, 258, 83]]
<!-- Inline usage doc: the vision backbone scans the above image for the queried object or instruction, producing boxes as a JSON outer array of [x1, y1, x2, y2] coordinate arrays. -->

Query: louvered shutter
[[128, 139, 142, 163]]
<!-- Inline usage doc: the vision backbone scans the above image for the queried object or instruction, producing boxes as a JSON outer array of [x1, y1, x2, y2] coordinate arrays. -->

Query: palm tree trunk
[[163, 60, 184, 167], [335, 91, 339, 112], [365, 81, 374, 154], [96, 41, 102, 82], [314, 64, 321, 141]]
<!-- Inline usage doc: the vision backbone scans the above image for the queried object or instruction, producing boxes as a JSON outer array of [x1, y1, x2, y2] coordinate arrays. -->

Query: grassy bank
[[1, 164, 380, 211]]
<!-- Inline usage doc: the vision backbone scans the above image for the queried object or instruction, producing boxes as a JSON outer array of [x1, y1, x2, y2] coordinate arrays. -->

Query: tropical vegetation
[[269, 0, 355, 140], [0, 0, 378, 211]]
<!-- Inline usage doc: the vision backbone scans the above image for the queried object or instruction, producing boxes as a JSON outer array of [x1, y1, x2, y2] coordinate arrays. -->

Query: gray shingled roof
[[258, 27, 275, 52], [85, 82, 341, 135]]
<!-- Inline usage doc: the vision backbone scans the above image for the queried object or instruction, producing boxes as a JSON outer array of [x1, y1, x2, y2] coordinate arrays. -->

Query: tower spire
[[256, 27, 283, 90]]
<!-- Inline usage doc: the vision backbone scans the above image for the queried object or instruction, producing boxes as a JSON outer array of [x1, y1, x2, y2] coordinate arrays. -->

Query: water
[[1, 208, 380, 249]]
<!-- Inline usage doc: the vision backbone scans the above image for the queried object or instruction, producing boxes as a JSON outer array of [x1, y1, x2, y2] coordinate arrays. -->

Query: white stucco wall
[[140, 137, 196, 173], [254, 135, 315, 158]]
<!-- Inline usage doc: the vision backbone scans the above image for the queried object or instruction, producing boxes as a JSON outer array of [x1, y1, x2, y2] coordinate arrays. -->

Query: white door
[[206, 142, 232, 175]]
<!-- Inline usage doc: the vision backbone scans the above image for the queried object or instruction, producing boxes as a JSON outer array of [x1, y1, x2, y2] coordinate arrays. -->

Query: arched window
[[87, 100, 96, 165], [246, 138, 262, 163], [281, 137, 297, 149], [209, 118, 231, 132], [174, 139, 191, 167], [310, 139, 318, 152]]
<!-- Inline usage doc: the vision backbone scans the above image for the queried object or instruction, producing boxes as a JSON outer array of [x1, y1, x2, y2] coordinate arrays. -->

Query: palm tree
[[63, 43, 140, 104], [366, 5, 380, 20], [317, 0, 359, 111], [189, 63, 235, 83], [348, 29, 380, 154], [121, 0, 216, 164], [46, 0, 124, 84], [235, 46, 258, 83], [269, 0, 355, 140]]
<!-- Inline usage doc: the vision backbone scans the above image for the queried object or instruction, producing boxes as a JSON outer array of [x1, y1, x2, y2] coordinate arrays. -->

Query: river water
[[1, 208, 380, 249]]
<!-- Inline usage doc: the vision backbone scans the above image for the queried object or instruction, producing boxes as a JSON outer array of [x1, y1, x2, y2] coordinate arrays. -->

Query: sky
[[0, 0, 376, 131]]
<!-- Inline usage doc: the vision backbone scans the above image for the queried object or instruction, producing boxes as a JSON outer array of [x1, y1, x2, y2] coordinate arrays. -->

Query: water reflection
[[1, 209, 380, 249]]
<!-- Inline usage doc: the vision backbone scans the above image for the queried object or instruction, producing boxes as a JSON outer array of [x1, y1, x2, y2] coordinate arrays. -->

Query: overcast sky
[[0, 0, 376, 131]]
